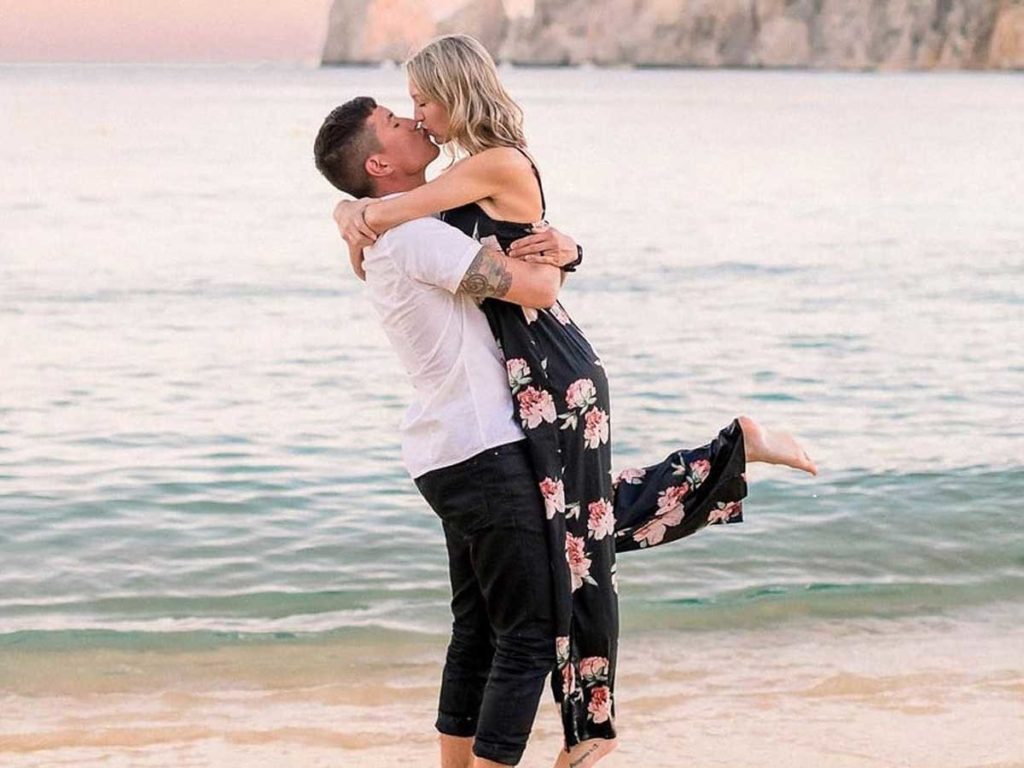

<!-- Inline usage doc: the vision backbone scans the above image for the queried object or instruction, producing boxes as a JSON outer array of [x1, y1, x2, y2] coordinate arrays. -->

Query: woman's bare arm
[[363, 147, 533, 233]]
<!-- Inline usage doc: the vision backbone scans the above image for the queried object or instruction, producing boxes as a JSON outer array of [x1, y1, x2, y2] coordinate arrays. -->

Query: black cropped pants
[[415, 440, 556, 766]]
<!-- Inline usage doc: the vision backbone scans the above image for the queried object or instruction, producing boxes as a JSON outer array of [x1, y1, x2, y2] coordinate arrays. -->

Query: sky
[[0, 0, 334, 62]]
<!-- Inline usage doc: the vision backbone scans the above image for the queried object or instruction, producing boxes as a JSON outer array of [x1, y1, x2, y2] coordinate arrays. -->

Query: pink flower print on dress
[[613, 467, 646, 487], [587, 498, 615, 540], [708, 500, 743, 525], [555, 636, 570, 664], [558, 378, 597, 432], [562, 661, 577, 696], [539, 477, 566, 519], [506, 358, 531, 392], [689, 458, 711, 485], [659, 505, 685, 528], [578, 656, 609, 683], [632, 518, 667, 548], [516, 386, 556, 429], [548, 302, 572, 325], [565, 533, 594, 591], [656, 483, 690, 516], [583, 408, 609, 449], [565, 378, 597, 412], [631, 503, 684, 547], [587, 685, 612, 724]]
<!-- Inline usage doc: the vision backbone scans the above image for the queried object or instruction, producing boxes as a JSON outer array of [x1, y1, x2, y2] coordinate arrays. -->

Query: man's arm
[[388, 217, 561, 309], [458, 245, 561, 309]]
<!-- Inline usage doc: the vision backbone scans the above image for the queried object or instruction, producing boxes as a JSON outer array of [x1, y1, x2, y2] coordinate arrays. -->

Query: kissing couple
[[316, 33, 816, 768]]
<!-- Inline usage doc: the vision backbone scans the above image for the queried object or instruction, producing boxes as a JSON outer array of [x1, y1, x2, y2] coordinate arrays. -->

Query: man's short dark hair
[[314, 96, 380, 198]]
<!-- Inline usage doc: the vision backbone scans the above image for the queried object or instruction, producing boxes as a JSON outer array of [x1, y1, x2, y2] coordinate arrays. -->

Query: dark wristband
[[562, 244, 584, 272]]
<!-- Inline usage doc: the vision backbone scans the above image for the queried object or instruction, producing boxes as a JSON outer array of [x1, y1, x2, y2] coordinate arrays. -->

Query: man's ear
[[365, 154, 391, 180]]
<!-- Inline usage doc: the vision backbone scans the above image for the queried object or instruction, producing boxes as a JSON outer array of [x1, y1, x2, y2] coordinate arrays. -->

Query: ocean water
[[1, 64, 1022, 660]]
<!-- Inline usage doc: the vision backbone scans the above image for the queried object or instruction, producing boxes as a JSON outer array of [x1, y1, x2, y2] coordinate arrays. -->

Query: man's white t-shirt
[[361, 212, 525, 479]]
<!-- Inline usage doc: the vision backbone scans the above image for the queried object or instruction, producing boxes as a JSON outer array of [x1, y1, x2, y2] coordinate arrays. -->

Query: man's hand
[[507, 223, 577, 268], [333, 198, 379, 248]]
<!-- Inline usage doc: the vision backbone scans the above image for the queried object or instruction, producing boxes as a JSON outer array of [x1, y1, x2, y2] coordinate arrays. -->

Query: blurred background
[[2, 0, 1023, 68]]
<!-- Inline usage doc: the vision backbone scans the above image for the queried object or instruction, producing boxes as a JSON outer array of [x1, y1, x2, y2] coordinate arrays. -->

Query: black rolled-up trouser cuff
[[436, 711, 477, 738], [473, 737, 525, 766], [435, 714, 527, 765]]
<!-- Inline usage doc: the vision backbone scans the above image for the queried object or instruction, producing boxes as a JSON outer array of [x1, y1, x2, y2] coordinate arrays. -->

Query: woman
[[334, 34, 816, 768]]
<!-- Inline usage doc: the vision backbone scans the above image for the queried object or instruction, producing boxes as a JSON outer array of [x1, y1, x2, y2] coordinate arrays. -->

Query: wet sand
[[3, 614, 1022, 767]]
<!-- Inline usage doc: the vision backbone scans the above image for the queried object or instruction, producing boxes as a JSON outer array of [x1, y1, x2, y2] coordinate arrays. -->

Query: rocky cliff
[[321, 0, 1024, 69]]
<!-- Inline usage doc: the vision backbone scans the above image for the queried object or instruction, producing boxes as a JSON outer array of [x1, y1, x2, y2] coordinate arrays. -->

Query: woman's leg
[[611, 419, 748, 551], [611, 416, 815, 552], [483, 305, 623, 754], [552, 737, 618, 768]]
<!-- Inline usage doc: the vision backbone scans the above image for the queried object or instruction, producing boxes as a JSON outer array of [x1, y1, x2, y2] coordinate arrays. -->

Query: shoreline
[[3, 613, 1022, 767]]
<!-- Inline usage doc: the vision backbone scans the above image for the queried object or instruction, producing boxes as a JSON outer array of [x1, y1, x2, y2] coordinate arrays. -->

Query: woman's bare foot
[[738, 415, 818, 475], [552, 737, 617, 768]]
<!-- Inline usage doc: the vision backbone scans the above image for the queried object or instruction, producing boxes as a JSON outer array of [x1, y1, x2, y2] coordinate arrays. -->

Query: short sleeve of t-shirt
[[382, 217, 483, 294]]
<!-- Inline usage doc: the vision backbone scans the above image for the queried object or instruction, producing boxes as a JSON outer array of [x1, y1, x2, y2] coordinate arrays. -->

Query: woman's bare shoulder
[[452, 146, 534, 177]]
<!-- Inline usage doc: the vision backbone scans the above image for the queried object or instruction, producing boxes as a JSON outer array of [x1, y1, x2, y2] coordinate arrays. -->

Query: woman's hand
[[345, 228, 375, 281], [507, 223, 578, 268], [348, 242, 367, 281], [333, 198, 379, 247], [332, 200, 376, 281]]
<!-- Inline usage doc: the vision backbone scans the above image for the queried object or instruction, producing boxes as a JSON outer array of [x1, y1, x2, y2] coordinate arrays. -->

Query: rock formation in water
[[321, 0, 1024, 69]]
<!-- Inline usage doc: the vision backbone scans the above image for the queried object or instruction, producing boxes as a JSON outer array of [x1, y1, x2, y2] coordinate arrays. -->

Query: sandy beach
[[3, 612, 1022, 767]]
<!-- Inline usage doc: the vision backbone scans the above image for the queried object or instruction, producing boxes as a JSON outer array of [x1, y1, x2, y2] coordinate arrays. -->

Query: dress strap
[[514, 146, 547, 219]]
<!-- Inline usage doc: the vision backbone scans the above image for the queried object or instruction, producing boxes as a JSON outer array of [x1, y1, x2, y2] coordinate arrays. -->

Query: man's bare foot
[[552, 737, 617, 768], [738, 415, 818, 475]]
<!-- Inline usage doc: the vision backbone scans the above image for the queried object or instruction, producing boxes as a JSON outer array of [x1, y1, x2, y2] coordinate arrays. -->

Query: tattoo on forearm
[[569, 744, 600, 768], [459, 247, 513, 299]]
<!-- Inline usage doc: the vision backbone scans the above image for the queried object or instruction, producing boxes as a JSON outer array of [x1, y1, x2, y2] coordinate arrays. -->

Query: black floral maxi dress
[[440, 157, 748, 748]]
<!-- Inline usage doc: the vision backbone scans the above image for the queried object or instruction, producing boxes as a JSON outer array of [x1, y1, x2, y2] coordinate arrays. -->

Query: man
[[314, 97, 580, 768]]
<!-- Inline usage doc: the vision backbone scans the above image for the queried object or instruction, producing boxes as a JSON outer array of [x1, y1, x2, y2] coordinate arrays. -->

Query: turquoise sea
[[1, 64, 1021, 661]]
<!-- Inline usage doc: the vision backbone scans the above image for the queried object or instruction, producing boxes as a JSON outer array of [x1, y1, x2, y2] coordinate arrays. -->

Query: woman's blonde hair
[[405, 34, 526, 156]]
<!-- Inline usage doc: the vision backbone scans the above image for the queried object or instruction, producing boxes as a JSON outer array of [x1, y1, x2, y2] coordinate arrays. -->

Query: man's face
[[409, 82, 450, 144], [367, 105, 438, 177]]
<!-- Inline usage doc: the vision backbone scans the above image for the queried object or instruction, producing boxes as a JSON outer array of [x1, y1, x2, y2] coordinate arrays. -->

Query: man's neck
[[374, 172, 426, 197]]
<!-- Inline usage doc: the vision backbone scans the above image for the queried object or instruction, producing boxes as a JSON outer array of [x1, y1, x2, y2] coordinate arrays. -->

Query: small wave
[[744, 391, 802, 402], [625, 580, 1024, 632], [707, 261, 806, 275], [0, 622, 445, 653]]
